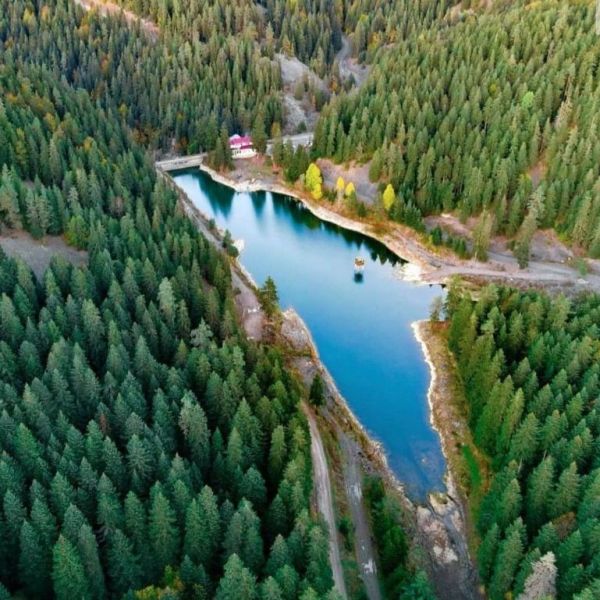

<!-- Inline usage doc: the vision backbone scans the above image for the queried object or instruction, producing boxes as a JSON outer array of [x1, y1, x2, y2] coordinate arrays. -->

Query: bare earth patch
[[425, 213, 575, 263], [0, 230, 88, 279], [318, 159, 378, 204], [335, 36, 370, 89], [73, 0, 160, 40], [277, 53, 326, 134], [528, 159, 547, 188]]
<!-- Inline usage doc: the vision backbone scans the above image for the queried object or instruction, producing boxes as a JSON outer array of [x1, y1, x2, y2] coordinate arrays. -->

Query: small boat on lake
[[354, 257, 365, 281]]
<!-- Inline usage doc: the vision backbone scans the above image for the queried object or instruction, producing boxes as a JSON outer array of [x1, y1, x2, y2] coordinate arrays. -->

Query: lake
[[173, 169, 446, 500]]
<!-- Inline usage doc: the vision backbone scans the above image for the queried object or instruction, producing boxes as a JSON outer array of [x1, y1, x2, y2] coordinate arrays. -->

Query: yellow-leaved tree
[[305, 163, 323, 200], [382, 184, 396, 211]]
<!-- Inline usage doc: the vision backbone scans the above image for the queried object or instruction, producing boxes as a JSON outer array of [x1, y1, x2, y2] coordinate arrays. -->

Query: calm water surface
[[173, 169, 446, 500]]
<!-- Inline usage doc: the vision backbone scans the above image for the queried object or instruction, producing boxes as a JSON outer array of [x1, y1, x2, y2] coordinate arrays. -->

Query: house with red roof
[[229, 134, 256, 159]]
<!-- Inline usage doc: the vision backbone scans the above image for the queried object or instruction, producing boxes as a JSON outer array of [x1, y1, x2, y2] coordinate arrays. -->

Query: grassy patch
[[461, 444, 482, 490]]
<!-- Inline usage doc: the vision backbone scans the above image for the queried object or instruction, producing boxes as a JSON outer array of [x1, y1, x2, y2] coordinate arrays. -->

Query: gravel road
[[304, 405, 349, 599], [340, 435, 382, 600]]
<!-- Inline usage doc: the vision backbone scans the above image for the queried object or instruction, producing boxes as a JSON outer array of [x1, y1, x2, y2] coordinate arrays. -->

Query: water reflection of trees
[[251, 191, 267, 217], [274, 194, 322, 233], [268, 192, 406, 266], [197, 172, 235, 218], [192, 168, 407, 268]]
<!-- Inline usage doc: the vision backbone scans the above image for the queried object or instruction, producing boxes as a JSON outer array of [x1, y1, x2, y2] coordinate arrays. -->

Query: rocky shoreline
[[412, 321, 483, 599]]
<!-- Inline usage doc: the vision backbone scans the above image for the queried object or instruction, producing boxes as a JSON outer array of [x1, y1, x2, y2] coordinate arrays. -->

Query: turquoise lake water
[[173, 169, 446, 500]]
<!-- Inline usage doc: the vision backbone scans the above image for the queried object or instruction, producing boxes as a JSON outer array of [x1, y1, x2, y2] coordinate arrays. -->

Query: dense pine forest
[[0, 57, 339, 598], [1, 0, 283, 151], [448, 285, 600, 599], [313, 0, 600, 257], [113, 0, 455, 75], [4, 0, 600, 598]]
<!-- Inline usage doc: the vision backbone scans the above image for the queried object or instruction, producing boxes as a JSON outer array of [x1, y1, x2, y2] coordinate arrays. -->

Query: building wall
[[232, 147, 256, 159]]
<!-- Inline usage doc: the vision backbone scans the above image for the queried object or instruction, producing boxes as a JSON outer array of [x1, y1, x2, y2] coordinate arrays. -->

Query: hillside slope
[[314, 0, 600, 257]]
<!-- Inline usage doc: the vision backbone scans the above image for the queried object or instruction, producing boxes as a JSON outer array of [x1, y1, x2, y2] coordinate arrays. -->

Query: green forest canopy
[[447, 284, 600, 599], [0, 57, 338, 598], [3, 0, 600, 597], [313, 0, 600, 256]]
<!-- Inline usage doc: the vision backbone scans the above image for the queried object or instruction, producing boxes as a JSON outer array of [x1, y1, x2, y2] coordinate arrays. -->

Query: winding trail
[[335, 36, 370, 88]]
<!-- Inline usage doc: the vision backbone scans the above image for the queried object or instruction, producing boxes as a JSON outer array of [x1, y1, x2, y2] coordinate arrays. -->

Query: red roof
[[229, 134, 253, 149]]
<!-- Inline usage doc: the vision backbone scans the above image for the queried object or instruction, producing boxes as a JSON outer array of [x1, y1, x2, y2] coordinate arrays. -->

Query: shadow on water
[[173, 167, 447, 501]]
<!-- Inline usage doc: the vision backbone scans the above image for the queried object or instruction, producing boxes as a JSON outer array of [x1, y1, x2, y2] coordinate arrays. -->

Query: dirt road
[[336, 36, 370, 88], [304, 405, 348, 599], [284, 309, 382, 600], [339, 435, 382, 600]]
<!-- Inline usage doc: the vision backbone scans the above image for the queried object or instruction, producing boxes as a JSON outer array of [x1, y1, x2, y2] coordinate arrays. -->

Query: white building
[[229, 134, 256, 159]]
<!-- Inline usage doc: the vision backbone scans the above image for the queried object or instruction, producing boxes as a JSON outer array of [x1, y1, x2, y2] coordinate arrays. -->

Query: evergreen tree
[[52, 535, 90, 600], [215, 554, 257, 600], [309, 373, 325, 406]]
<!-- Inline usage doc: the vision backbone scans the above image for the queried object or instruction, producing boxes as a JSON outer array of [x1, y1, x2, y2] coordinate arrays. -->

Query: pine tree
[[472, 211, 494, 261], [215, 554, 257, 600], [252, 111, 268, 154], [309, 373, 325, 406], [107, 530, 142, 597], [52, 535, 90, 600], [478, 523, 500, 582], [76, 524, 105, 600], [148, 488, 179, 574], [259, 277, 279, 316], [526, 457, 554, 530], [19, 520, 51, 598], [184, 486, 221, 568], [488, 520, 525, 600], [179, 393, 210, 470], [550, 463, 580, 519], [268, 426, 288, 485]]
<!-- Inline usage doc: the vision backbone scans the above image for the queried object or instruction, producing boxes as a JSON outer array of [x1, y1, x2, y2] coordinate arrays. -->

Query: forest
[[0, 55, 340, 598], [112, 0, 455, 75], [8, 0, 599, 262], [313, 0, 600, 258], [0, 0, 450, 156], [447, 284, 600, 599], [1, 0, 284, 151], [0, 1, 443, 598], [3, 0, 600, 598]]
